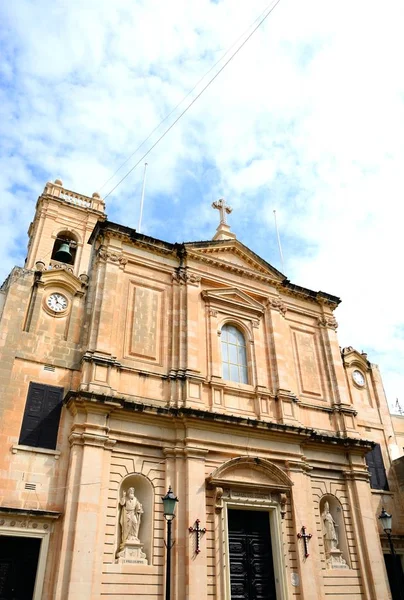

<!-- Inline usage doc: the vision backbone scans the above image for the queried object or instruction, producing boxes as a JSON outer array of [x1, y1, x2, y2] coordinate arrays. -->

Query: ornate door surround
[[207, 456, 293, 600], [0, 508, 59, 600]]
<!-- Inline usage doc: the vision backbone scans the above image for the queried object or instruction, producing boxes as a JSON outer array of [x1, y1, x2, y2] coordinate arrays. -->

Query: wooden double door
[[0, 535, 40, 600], [228, 509, 277, 600]]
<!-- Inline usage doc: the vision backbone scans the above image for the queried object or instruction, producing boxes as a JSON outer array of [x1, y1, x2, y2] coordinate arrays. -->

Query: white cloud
[[0, 0, 403, 410]]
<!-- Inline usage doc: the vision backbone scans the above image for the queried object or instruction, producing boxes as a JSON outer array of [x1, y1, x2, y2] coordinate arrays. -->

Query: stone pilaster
[[184, 447, 208, 600], [54, 403, 115, 600], [343, 468, 391, 600], [289, 465, 323, 600]]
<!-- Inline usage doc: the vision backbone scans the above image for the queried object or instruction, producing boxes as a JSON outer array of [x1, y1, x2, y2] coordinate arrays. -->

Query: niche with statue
[[116, 474, 154, 565], [320, 495, 350, 569]]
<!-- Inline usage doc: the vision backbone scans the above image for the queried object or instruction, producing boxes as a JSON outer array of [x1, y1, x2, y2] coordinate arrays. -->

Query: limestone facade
[[0, 180, 402, 599]]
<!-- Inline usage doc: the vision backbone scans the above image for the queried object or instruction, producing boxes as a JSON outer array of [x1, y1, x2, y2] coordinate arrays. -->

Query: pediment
[[207, 457, 293, 491], [39, 267, 87, 296], [202, 287, 265, 316], [341, 346, 370, 371], [185, 240, 284, 282]]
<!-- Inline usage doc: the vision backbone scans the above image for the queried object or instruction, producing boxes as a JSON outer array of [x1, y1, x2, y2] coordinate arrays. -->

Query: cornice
[[64, 390, 374, 451], [89, 221, 177, 259], [38, 194, 106, 219], [0, 507, 60, 519], [278, 281, 340, 309], [88, 223, 341, 309], [82, 350, 122, 368]]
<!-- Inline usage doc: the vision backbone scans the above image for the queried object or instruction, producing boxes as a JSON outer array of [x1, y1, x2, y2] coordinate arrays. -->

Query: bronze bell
[[54, 242, 73, 264]]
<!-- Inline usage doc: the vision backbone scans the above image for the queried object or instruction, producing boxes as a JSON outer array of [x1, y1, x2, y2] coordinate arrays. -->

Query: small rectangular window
[[19, 382, 64, 450], [365, 443, 389, 491]]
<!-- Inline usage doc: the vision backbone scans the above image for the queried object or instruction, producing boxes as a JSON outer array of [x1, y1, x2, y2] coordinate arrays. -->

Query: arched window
[[221, 324, 248, 384]]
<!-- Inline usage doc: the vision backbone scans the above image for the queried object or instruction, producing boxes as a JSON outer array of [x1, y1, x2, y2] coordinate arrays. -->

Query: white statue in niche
[[322, 501, 338, 553], [321, 501, 348, 569], [120, 487, 144, 542], [117, 487, 147, 564]]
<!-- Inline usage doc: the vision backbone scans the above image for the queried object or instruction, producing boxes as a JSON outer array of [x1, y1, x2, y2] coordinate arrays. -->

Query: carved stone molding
[[213, 487, 281, 513], [49, 261, 74, 273], [172, 268, 201, 285], [186, 248, 281, 285], [0, 516, 51, 531], [267, 297, 287, 316], [284, 459, 313, 474], [98, 246, 128, 267], [318, 315, 338, 330], [68, 431, 116, 449], [342, 469, 371, 483], [214, 487, 224, 513], [332, 404, 358, 417], [280, 493, 287, 519]]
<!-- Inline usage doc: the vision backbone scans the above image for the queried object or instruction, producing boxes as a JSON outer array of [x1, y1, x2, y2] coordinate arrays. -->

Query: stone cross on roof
[[212, 198, 232, 225], [211, 198, 236, 241]]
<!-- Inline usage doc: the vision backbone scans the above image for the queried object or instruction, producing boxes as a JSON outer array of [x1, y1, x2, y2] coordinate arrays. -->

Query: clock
[[352, 370, 365, 387], [46, 293, 68, 313]]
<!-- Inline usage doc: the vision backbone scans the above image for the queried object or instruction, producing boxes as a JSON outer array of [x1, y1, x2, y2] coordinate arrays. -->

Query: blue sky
[[1, 0, 403, 411]]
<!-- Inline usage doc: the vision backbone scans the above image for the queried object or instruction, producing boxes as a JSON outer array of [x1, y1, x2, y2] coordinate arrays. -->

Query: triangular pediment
[[202, 287, 265, 315], [185, 239, 284, 282]]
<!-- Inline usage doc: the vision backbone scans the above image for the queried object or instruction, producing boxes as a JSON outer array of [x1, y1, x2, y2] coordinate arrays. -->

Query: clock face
[[352, 370, 365, 387], [46, 293, 68, 313]]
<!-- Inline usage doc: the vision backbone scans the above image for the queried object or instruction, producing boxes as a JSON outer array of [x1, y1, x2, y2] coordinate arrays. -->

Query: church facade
[[0, 179, 403, 599]]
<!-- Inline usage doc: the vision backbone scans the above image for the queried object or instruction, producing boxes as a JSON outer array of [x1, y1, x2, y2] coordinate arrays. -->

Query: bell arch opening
[[51, 231, 78, 266]]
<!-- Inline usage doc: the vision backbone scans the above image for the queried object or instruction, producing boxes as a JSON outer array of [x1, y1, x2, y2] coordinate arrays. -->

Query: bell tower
[[25, 179, 106, 276]]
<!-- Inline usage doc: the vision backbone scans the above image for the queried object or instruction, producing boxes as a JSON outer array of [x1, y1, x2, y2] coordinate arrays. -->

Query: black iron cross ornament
[[297, 526, 312, 558], [189, 519, 206, 554]]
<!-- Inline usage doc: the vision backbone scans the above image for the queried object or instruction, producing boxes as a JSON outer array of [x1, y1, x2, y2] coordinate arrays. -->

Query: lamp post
[[378, 508, 403, 600], [162, 486, 179, 600], [379, 508, 394, 555]]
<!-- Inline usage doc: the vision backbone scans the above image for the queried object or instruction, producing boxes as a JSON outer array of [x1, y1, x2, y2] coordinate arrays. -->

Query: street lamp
[[162, 486, 179, 600], [379, 507, 394, 554]]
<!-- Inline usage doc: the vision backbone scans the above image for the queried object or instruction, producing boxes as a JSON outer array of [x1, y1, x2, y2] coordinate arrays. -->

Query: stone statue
[[120, 487, 144, 543], [321, 501, 348, 569], [322, 501, 338, 553]]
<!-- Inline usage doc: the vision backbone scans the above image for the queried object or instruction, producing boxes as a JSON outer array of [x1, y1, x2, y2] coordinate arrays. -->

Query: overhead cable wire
[[98, 0, 280, 194], [103, 0, 282, 200]]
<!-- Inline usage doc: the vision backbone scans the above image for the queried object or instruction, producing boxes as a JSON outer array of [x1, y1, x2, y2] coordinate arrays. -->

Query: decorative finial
[[212, 198, 232, 226]]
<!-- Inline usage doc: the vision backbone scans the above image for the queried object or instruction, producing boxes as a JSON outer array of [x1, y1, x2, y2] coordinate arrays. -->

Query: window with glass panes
[[221, 324, 248, 384]]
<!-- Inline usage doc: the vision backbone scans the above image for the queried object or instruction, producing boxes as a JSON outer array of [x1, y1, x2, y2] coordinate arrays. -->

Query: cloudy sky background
[[1, 0, 403, 411]]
